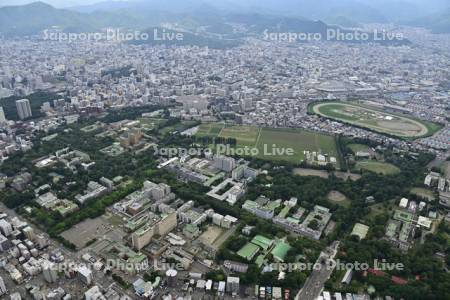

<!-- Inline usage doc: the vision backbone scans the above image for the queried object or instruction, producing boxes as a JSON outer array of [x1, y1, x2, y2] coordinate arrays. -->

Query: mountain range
[[67, 0, 450, 33], [0, 0, 442, 48]]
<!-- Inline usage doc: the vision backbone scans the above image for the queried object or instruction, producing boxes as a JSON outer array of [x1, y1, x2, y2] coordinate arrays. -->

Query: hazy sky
[[0, 0, 114, 7], [0, 0, 447, 16], [0, 0, 446, 8]]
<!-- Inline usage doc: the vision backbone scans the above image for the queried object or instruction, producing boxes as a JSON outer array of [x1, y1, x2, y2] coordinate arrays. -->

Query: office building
[[16, 99, 32, 120], [0, 219, 12, 237], [131, 211, 177, 250], [78, 265, 93, 286], [214, 155, 236, 172], [23, 226, 35, 241], [226, 276, 240, 296], [0, 107, 6, 124], [0, 276, 6, 295], [42, 261, 58, 283], [0, 234, 12, 252]]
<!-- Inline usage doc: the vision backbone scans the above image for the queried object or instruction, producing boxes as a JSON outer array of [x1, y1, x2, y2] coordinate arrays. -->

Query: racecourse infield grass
[[310, 101, 441, 139]]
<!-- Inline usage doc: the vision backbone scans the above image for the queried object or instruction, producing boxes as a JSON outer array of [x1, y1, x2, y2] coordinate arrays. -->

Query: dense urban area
[[0, 1, 449, 300]]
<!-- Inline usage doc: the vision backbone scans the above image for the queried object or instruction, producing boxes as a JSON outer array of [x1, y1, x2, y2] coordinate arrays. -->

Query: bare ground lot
[[61, 214, 125, 249], [293, 168, 361, 181], [328, 191, 347, 202], [293, 168, 329, 178], [328, 190, 351, 207], [410, 187, 436, 201]]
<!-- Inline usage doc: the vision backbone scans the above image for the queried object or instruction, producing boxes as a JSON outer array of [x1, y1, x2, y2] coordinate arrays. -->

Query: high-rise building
[[131, 211, 177, 250], [226, 276, 240, 295], [0, 234, 12, 252], [214, 155, 236, 172], [42, 261, 58, 283], [78, 265, 93, 286], [0, 219, 12, 237], [15, 99, 32, 120], [0, 276, 7, 295], [23, 226, 35, 241], [0, 106, 7, 124]]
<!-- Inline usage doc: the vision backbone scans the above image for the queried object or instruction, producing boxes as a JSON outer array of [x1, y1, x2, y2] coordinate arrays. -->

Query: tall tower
[[42, 261, 58, 283], [0, 276, 7, 295], [0, 107, 6, 125], [15, 99, 32, 120]]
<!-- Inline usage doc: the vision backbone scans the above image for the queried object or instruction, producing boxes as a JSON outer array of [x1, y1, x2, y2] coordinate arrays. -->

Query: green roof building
[[237, 243, 260, 261], [255, 255, 266, 267], [351, 223, 370, 240], [271, 241, 292, 262], [251, 235, 274, 251], [183, 224, 200, 239]]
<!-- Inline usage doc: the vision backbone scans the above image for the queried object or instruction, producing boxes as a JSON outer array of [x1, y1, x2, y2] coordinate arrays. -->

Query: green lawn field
[[196, 123, 340, 165], [355, 160, 400, 175], [348, 143, 371, 153], [311, 101, 441, 139]]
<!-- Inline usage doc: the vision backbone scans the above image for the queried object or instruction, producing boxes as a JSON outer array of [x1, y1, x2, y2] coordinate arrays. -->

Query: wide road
[[295, 241, 340, 300]]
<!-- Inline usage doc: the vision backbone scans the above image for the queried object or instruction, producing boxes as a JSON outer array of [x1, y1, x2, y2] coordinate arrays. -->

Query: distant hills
[[130, 27, 241, 49], [0, 1, 410, 46], [0, 2, 90, 35], [0, 1, 172, 35], [408, 10, 450, 34], [221, 0, 450, 33]]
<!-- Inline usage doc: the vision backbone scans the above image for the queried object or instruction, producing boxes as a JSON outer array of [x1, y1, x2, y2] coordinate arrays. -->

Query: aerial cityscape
[[0, 0, 449, 300]]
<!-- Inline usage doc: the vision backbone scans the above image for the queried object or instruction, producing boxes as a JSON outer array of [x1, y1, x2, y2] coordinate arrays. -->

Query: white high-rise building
[[42, 261, 58, 283], [15, 99, 32, 120], [78, 265, 93, 286], [0, 219, 12, 237], [0, 106, 7, 124], [0, 276, 7, 295], [214, 155, 236, 172]]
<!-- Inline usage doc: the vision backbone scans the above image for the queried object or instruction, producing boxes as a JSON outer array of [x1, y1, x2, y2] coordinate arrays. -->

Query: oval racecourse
[[312, 102, 433, 138]]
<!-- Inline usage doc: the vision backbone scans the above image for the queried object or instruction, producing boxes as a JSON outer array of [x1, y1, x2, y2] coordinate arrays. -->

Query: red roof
[[391, 276, 408, 285], [368, 268, 386, 277]]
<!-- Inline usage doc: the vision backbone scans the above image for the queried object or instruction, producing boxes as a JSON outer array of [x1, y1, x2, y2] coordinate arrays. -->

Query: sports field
[[410, 187, 435, 201], [327, 190, 351, 207], [355, 160, 400, 175], [196, 123, 340, 165], [138, 117, 167, 130], [347, 143, 371, 153], [311, 101, 440, 138]]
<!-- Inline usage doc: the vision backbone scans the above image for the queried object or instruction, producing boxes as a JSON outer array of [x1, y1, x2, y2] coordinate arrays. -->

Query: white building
[[226, 276, 240, 296], [78, 265, 93, 286], [0, 219, 12, 237], [0, 276, 7, 295], [42, 261, 58, 283], [214, 155, 236, 172], [218, 281, 226, 297], [85, 286, 106, 300], [399, 198, 409, 208], [0, 107, 7, 124], [15, 99, 32, 120]]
